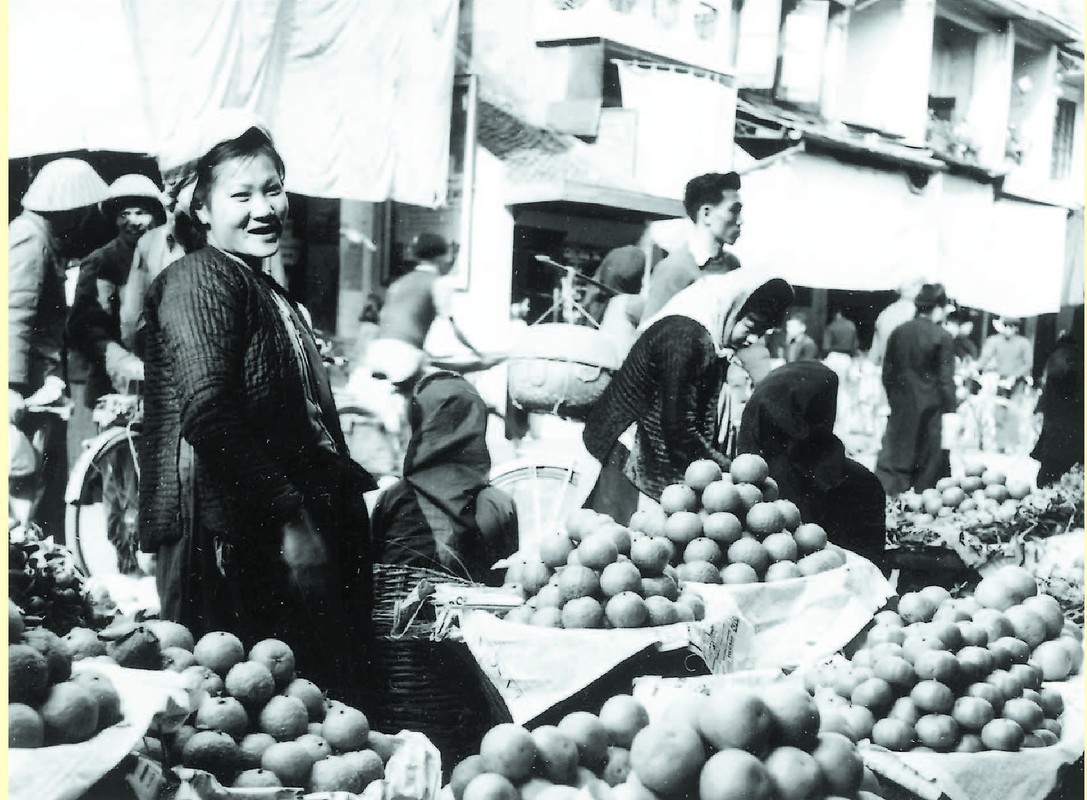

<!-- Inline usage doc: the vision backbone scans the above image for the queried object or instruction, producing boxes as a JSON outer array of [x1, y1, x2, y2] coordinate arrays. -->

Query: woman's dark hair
[[175, 127, 285, 252]]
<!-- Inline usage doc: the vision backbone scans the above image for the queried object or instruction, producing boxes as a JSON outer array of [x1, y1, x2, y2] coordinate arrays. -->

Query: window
[[1051, 99, 1076, 180]]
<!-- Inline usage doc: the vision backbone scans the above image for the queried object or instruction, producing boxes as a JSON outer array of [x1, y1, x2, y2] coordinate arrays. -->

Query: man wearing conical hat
[[9, 157, 108, 540]]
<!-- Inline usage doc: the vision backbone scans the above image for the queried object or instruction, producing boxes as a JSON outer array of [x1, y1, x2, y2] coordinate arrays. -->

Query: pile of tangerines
[[803, 566, 1081, 753], [896, 463, 1036, 528], [503, 453, 847, 629], [449, 686, 885, 800]]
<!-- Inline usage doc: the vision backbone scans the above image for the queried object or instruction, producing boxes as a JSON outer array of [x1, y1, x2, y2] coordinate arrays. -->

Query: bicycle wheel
[[489, 457, 591, 556], [65, 428, 143, 578]]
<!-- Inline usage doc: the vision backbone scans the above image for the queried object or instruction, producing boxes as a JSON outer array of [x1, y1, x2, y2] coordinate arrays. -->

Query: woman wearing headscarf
[[583, 246, 647, 359], [1031, 307, 1083, 486], [139, 121, 376, 705], [737, 361, 886, 568], [582, 272, 794, 521], [371, 372, 518, 584]]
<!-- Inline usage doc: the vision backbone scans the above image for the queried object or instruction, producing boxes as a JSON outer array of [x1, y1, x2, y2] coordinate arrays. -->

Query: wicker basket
[[367, 563, 509, 775], [507, 324, 619, 419]]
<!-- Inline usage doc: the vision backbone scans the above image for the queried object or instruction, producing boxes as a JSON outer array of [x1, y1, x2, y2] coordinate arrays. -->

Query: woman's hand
[[281, 508, 329, 593]]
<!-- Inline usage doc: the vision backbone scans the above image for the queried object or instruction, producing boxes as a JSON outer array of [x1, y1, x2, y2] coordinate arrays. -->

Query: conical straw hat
[[22, 158, 109, 212], [104, 174, 166, 217]]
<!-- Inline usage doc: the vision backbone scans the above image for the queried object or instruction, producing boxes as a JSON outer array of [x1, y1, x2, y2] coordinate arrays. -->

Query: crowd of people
[[7, 116, 1083, 714]]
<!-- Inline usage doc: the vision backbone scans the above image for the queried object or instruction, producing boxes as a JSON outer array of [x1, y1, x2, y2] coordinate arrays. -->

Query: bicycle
[[64, 390, 144, 579]]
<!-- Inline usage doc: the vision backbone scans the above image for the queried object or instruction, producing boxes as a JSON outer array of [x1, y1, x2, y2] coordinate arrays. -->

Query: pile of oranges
[[632, 454, 843, 584], [896, 463, 1034, 528], [36, 620, 398, 793], [503, 515, 708, 628], [803, 567, 1081, 753], [449, 687, 884, 800]]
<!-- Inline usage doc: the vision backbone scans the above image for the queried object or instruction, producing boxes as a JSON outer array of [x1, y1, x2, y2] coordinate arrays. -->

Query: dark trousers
[[875, 409, 948, 496], [12, 414, 68, 543]]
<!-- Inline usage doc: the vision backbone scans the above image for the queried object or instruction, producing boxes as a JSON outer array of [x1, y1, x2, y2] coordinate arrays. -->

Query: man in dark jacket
[[875, 284, 958, 495], [784, 311, 820, 363]]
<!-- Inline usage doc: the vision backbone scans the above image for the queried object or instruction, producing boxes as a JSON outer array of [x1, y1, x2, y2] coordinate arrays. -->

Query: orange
[[504, 606, 534, 625], [180, 664, 225, 696], [8, 703, 44, 748], [918, 585, 952, 607], [604, 524, 633, 557], [734, 483, 765, 511], [762, 684, 820, 750], [233, 769, 283, 789], [196, 695, 250, 740], [602, 746, 632, 787], [873, 655, 917, 693], [745, 503, 785, 537], [973, 608, 1015, 639], [981, 469, 1007, 486], [600, 561, 643, 598], [913, 650, 962, 688], [225, 661, 276, 708], [558, 712, 609, 771], [557, 565, 601, 604], [664, 512, 703, 545], [675, 591, 706, 620], [910, 680, 955, 714], [605, 593, 649, 628], [980, 718, 1025, 751], [320, 704, 369, 752], [645, 596, 681, 626], [1006, 479, 1032, 499], [660, 484, 698, 514], [677, 561, 721, 584], [958, 621, 989, 648], [185, 729, 244, 782], [888, 696, 921, 724], [696, 689, 772, 754], [295, 733, 332, 762], [763, 747, 820, 800], [902, 635, 944, 666], [1009, 662, 1043, 691], [915, 714, 960, 751], [851, 677, 895, 714], [641, 575, 680, 601], [561, 597, 605, 629], [727, 538, 771, 576], [578, 534, 620, 571], [684, 538, 723, 566], [720, 563, 760, 584], [874, 610, 905, 628], [699, 749, 773, 800], [765, 562, 802, 581], [761, 477, 781, 502], [1033, 640, 1075, 681], [532, 725, 579, 784], [941, 487, 966, 508], [599, 695, 649, 749], [540, 533, 576, 569], [897, 593, 938, 624], [793, 524, 828, 556], [952, 696, 995, 731], [193, 631, 246, 676], [630, 538, 670, 577], [450, 755, 487, 800], [531, 607, 564, 628], [71, 671, 122, 729], [730, 454, 770, 484], [566, 509, 603, 542], [38, 681, 99, 744], [1020, 594, 1065, 639], [990, 636, 1031, 666], [763, 532, 799, 563], [956, 734, 987, 752], [973, 577, 1018, 611], [632, 507, 668, 538], [702, 482, 743, 514], [145, 620, 195, 651], [702, 512, 743, 546], [798, 549, 844, 576], [463, 773, 519, 800], [867, 625, 906, 646], [838, 705, 876, 742], [248, 639, 295, 689], [871, 718, 915, 751], [987, 669, 1024, 701], [956, 646, 994, 683], [480, 724, 537, 781], [811, 732, 864, 797], [629, 722, 706, 796], [1001, 698, 1044, 731], [775, 500, 802, 531], [1004, 606, 1048, 649], [239, 732, 277, 769], [1038, 688, 1065, 719], [684, 459, 723, 492]]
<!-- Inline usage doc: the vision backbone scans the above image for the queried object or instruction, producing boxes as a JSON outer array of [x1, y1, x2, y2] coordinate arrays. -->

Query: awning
[[710, 149, 940, 290], [939, 175, 1070, 316], [9, 0, 457, 206], [505, 181, 684, 221]]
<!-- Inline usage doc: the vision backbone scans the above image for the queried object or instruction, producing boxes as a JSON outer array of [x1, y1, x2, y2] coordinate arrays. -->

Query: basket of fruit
[[507, 324, 620, 419]]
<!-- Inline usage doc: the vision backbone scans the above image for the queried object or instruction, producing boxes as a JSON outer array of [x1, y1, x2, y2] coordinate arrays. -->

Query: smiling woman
[[137, 121, 378, 708]]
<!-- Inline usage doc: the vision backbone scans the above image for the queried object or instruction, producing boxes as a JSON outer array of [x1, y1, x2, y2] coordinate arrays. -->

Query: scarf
[[736, 361, 847, 521], [402, 372, 492, 577], [639, 271, 792, 356]]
